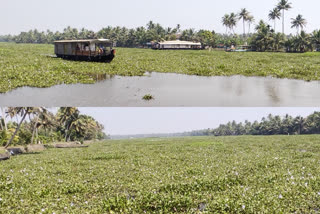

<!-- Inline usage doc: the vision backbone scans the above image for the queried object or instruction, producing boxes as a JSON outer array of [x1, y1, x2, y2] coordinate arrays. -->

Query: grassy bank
[[1, 42, 320, 92], [1, 135, 320, 213]]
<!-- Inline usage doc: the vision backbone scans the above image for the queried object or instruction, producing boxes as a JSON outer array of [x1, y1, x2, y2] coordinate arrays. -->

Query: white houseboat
[[152, 40, 202, 50]]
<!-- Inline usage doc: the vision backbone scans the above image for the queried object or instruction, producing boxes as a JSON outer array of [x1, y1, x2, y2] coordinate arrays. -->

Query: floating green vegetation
[[1, 135, 320, 213], [1, 42, 320, 92], [142, 94, 154, 100]]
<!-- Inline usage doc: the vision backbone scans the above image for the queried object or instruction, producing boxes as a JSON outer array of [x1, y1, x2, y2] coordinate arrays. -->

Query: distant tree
[[214, 112, 320, 136], [291, 14, 307, 34], [272, 32, 285, 51], [293, 116, 305, 134], [246, 15, 255, 35], [197, 30, 215, 47], [251, 20, 274, 51], [311, 29, 320, 50], [239, 8, 250, 37], [277, 0, 292, 35], [294, 31, 311, 52], [229, 13, 238, 34], [221, 13, 238, 34], [268, 8, 281, 32], [180, 29, 196, 41], [222, 14, 231, 34], [147, 21, 155, 30], [285, 31, 310, 52]]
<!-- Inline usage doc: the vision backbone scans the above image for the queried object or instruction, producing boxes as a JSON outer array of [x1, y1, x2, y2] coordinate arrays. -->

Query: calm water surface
[[0, 72, 319, 106]]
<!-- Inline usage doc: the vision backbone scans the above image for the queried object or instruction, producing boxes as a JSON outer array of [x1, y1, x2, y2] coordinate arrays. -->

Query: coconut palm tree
[[222, 14, 230, 34], [5, 107, 33, 148], [268, 8, 281, 32], [229, 13, 238, 34], [293, 116, 305, 134], [57, 107, 80, 142], [253, 20, 273, 51], [277, 0, 292, 35], [6, 107, 20, 123], [30, 108, 55, 144], [294, 31, 311, 52], [311, 30, 320, 50], [71, 115, 99, 140], [147, 21, 155, 30], [30, 108, 41, 145], [273, 33, 285, 51], [247, 15, 255, 35], [286, 31, 311, 52], [239, 8, 250, 37], [291, 14, 307, 34], [40, 111, 56, 136]]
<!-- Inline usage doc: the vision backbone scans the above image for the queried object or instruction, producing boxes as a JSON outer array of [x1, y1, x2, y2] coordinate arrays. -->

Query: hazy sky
[[1, 0, 319, 35], [76, 108, 320, 135]]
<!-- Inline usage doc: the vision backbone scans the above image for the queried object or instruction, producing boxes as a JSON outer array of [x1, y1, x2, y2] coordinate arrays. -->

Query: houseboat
[[152, 40, 202, 50], [54, 39, 115, 62]]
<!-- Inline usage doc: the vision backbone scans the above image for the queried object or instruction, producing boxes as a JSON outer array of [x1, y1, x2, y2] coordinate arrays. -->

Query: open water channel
[[0, 72, 319, 106]]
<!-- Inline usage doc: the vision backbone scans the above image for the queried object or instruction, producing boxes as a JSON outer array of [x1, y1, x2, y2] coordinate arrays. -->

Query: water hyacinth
[[0, 135, 320, 213], [1, 43, 320, 93]]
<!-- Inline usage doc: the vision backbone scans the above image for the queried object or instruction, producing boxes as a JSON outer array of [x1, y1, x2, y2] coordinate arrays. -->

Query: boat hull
[[56, 54, 115, 62]]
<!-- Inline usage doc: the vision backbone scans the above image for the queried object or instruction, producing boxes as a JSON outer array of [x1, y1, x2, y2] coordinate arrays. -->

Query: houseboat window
[[84, 43, 90, 51], [98, 43, 111, 49], [90, 44, 95, 51]]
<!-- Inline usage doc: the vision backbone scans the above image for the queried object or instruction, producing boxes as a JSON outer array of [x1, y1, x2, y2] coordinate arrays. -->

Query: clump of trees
[[220, 0, 318, 52], [186, 111, 320, 137], [0, 107, 106, 148], [249, 20, 286, 52]]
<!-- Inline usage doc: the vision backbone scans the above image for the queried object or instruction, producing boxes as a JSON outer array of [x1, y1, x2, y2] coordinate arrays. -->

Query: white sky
[[77, 108, 320, 135], [1, 0, 319, 35]]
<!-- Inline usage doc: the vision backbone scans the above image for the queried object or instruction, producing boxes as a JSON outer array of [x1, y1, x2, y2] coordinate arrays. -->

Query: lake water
[[0, 72, 319, 106]]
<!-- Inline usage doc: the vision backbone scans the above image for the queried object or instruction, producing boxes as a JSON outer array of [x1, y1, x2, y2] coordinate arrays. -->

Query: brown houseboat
[[54, 39, 115, 62]]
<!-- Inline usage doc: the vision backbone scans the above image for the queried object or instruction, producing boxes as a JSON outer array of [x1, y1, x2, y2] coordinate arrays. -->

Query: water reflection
[[0, 72, 319, 107], [88, 73, 114, 81], [265, 81, 281, 104]]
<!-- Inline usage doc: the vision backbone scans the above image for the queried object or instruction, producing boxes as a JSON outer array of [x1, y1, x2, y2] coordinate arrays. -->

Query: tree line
[[1, 0, 320, 52], [0, 107, 107, 148], [186, 111, 320, 137], [0, 23, 217, 48]]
